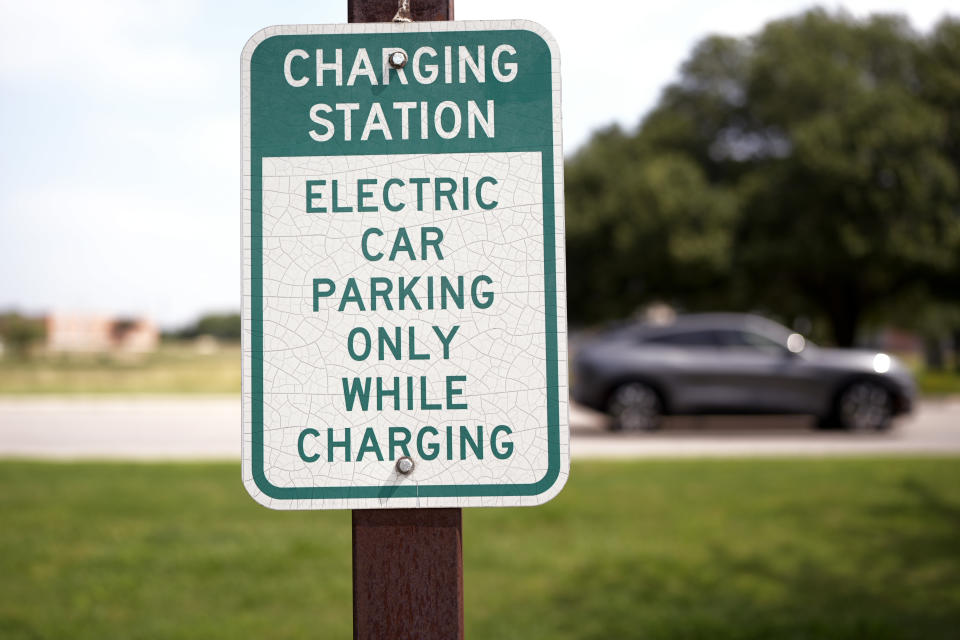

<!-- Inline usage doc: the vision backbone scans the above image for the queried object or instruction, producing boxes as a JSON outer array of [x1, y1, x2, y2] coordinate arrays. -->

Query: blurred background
[[1, 1, 959, 638]]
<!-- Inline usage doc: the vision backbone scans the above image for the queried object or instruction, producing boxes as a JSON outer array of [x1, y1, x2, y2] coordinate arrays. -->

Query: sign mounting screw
[[396, 456, 415, 474], [389, 50, 408, 69]]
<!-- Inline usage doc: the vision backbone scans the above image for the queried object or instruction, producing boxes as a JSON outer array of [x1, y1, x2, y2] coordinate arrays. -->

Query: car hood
[[806, 346, 909, 377]]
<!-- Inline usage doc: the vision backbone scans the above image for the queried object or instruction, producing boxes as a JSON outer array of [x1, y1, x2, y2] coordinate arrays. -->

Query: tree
[[0, 313, 46, 358], [175, 313, 241, 341], [566, 10, 960, 345], [566, 127, 738, 324]]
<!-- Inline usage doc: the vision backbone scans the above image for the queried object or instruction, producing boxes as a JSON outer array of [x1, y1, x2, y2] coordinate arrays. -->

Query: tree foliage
[[566, 10, 960, 345], [0, 313, 46, 358], [175, 313, 241, 341]]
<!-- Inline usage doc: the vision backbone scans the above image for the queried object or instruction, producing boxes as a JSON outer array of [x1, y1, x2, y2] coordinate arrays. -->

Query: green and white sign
[[241, 21, 568, 509]]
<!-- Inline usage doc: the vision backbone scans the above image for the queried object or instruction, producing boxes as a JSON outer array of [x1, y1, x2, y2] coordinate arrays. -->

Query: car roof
[[626, 313, 793, 341]]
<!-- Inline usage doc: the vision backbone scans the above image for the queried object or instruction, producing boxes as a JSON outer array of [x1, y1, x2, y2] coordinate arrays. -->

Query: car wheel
[[837, 381, 893, 431], [608, 382, 662, 432]]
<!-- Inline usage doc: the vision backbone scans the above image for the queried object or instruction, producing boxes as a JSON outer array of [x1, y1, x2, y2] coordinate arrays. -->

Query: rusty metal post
[[353, 508, 463, 639], [348, 6, 462, 640]]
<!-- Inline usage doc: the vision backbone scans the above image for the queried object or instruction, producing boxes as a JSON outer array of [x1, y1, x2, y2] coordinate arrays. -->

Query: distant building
[[110, 318, 160, 353], [46, 313, 158, 354]]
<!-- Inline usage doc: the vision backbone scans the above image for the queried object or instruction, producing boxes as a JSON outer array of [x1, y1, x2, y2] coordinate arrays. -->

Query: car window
[[715, 330, 786, 354], [644, 330, 718, 347]]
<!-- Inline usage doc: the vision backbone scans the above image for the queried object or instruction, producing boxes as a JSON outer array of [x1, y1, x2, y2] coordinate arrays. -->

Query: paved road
[[0, 397, 240, 459], [569, 400, 960, 457], [0, 396, 957, 459]]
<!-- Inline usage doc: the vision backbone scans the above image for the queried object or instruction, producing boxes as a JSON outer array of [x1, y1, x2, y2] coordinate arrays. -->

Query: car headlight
[[872, 353, 891, 374]]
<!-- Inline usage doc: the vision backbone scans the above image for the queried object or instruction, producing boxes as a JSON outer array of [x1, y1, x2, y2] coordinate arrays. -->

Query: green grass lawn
[[0, 345, 239, 394], [1, 458, 958, 639], [916, 369, 960, 396]]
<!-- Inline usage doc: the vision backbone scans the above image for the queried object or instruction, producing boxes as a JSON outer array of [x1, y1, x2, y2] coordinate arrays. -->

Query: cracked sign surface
[[241, 21, 568, 509]]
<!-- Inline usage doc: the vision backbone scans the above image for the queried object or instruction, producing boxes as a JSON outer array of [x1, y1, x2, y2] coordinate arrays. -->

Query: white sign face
[[241, 21, 568, 509]]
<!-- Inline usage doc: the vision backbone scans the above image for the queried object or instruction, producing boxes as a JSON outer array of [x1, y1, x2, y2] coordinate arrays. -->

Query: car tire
[[608, 382, 662, 432], [836, 381, 894, 431]]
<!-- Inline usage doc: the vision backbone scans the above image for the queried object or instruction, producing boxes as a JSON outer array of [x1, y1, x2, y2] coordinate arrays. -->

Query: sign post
[[241, 4, 566, 637]]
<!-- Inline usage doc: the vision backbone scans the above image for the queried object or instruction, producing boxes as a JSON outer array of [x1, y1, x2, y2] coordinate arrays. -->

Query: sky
[[0, 0, 955, 328]]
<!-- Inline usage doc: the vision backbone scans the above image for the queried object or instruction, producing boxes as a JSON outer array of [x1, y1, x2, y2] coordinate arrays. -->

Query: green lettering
[[471, 275, 494, 309], [432, 325, 459, 359], [383, 178, 405, 211], [420, 376, 441, 410], [408, 326, 429, 360], [410, 177, 429, 210], [377, 376, 400, 410], [441, 276, 464, 310], [306, 179, 327, 213], [356, 429, 384, 461], [328, 428, 351, 462], [421, 227, 444, 260], [339, 278, 365, 311], [398, 276, 422, 310], [460, 425, 483, 459], [347, 328, 371, 362], [313, 278, 335, 311], [388, 427, 412, 460], [389, 227, 416, 261], [298, 428, 320, 462], [434, 177, 458, 210], [446, 375, 467, 410], [370, 277, 394, 310], [417, 426, 440, 460], [491, 425, 513, 459], [378, 326, 402, 360], [332, 179, 352, 212], [361, 227, 384, 261], [342, 376, 371, 409], [357, 178, 377, 212], [476, 176, 498, 210]]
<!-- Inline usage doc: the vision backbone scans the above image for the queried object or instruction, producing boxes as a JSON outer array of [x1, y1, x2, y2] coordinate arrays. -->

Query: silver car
[[572, 313, 916, 431]]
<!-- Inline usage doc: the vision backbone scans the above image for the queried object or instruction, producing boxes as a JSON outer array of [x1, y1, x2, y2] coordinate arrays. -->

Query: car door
[[640, 330, 726, 411], [707, 329, 821, 413]]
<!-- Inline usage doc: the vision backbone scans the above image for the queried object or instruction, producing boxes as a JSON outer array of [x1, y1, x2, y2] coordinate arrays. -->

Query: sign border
[[241, 20, 568, 509]]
